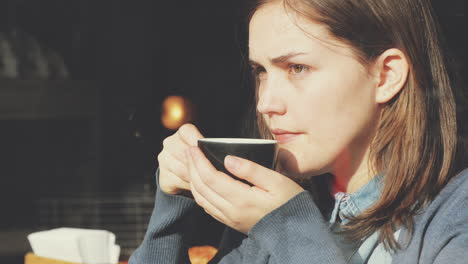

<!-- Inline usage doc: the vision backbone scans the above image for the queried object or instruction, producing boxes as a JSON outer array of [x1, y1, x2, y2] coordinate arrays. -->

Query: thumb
[[178, 123, 204, 147], [224, 155, 278, 190]]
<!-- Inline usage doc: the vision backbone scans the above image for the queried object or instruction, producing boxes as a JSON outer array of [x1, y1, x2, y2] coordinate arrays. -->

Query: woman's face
[[249, 3, 381, 181]]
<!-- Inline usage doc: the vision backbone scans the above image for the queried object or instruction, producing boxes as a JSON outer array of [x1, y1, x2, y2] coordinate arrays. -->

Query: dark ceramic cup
[[198, 138, 278, 185]]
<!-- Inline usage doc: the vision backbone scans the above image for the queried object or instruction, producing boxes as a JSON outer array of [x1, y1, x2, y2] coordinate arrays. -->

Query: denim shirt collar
[[329, 175, 383, 226]]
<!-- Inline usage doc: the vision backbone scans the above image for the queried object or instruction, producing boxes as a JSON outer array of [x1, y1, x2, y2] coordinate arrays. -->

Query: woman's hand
[[186, 147, 305, 234], [157, 124, 204, 195]]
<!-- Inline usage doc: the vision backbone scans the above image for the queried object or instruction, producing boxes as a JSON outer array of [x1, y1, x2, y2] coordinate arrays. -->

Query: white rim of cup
[[198, 138, 277, 144]]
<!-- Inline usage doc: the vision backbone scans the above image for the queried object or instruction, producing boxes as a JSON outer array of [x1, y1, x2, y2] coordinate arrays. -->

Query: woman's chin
[[276, 149, 329, 181], [277, 161, 326, 184]]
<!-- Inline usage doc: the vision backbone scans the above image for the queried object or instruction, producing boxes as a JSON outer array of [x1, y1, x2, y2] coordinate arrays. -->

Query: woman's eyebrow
[[249, 52, 309, 66]]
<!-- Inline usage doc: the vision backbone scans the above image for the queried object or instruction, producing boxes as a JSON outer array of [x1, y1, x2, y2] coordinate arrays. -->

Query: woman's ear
[[372, 48, 409, 104]]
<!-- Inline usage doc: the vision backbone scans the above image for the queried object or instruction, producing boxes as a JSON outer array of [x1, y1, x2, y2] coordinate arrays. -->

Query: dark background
[[0, 0, 465, 262]]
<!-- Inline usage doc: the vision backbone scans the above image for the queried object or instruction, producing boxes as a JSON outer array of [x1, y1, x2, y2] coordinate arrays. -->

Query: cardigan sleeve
[[129, 168, 222, 264]]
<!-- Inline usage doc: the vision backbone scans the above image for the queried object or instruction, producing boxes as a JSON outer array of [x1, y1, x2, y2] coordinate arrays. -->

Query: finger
[[186, 147, 198, 179], [159, 168, 191, 192], [224, 155, 281, 191], [190, 147, 251, 198], [177, 123, 204, 147], [188, 148, 236, 208], [158, 152, 189, 181], [162, 135, 191, 163], [190, 181, 227, 224], [188, 148, 245, 222]]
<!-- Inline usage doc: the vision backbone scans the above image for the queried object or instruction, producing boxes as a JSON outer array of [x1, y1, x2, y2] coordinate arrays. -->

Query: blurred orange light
[[161, 96, 191, 130]]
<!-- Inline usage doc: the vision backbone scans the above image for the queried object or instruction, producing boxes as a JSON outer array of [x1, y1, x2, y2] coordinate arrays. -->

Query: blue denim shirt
[[328, 175, 399, 263]]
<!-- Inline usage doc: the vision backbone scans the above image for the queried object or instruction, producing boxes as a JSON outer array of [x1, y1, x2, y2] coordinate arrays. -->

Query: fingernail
[[225, 155, 240, 171]]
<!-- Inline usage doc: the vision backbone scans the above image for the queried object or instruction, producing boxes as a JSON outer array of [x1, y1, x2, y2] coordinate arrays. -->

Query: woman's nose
[[256, 80, 287, 116]]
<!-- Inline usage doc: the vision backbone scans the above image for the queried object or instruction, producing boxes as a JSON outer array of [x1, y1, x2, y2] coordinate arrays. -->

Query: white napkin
[[28, 227, 120, 264]]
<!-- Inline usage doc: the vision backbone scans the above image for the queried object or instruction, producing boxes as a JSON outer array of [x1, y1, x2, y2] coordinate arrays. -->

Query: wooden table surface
[[25, 246, 217, 264], [24, 253, 127, 264]]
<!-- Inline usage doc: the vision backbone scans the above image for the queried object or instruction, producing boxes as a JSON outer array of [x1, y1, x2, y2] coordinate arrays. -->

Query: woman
[[130, 0, 467, 263]]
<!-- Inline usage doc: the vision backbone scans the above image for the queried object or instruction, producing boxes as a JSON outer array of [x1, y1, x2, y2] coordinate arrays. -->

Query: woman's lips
[[271, 130, 303, 144]]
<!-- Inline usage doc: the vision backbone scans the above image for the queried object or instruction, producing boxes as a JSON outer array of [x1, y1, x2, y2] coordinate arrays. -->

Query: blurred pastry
[[188, 246, 218, 264]]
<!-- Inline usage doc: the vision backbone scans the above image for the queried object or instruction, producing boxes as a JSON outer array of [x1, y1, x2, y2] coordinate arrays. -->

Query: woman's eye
[[289, 64, 308, 75], [252, 66, 267, 80]]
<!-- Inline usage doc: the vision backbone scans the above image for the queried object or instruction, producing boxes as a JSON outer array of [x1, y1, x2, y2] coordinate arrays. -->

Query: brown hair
[[247, 0, 467, 251]]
